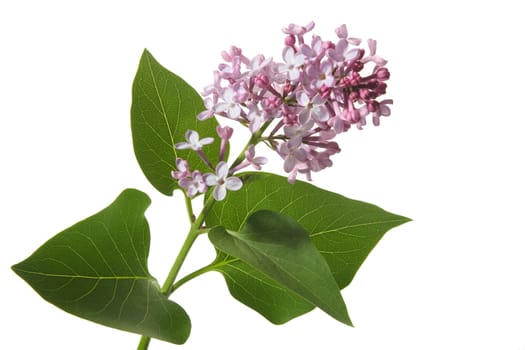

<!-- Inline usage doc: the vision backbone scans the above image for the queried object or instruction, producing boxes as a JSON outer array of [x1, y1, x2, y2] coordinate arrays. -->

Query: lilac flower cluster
[[197, 21, 392, 183], [172, 21, 393, 200], [171, 128, 264, 200]]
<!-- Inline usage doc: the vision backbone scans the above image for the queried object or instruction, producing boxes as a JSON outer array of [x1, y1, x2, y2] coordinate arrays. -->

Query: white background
[[1, 1, 524, 349]]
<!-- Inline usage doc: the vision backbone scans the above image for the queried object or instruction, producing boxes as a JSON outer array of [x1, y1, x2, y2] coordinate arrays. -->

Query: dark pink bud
[[284, 113, 298, 125], [359, 88, 371, 100], [285, 34, 296, 46], [254, 73, 269, 88], [323, 40, 335, 50], [375, 82, 387, 95], [367, 100, 379, 113], [350, 71, 361, 86], [349, 91, 359, 101], [376, 67, 390, 81], [320, 85, 331, 99], [366, 80, 378, 89], [351, 60, 364, 72], [283, 82, 293, 95], [263, 96, 281, 109], [339, 76, 352, 88]]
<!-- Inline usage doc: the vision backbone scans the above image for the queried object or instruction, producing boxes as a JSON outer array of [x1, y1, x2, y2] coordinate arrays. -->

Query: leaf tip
[[141, 48, 151, 57], [343, 315, 354, 327], [398, 214, 413, 225], [10, 262, 20, 275]]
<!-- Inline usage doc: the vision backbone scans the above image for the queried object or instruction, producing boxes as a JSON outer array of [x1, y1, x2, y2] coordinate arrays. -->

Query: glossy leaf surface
[[206, 172, 410, 323], [131, 49, 220, 195], [12, 189, 191, 344], [209, 210, 351, 325]]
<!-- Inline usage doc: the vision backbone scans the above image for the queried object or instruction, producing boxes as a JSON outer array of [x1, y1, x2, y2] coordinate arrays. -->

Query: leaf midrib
[[13, 268, 151, 280], [223, 231, 346, 321], [145, 51, 176, 149], [309, 218, 409, 237]]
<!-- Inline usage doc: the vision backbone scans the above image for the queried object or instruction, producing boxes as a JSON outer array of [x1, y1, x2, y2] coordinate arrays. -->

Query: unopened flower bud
[[320, 85, 331, 99], [255, 73, 269, 88], [367, 100, 379, 113], [283, 82, 293, 95], [359, 88, 371, 100], [366, 80, 378, 90], [351, 60, 364, 72], [375, 82, 387, 95], [376, 67, 390, 81], [284, 34, 296, 46], [323, 40, 335, 50]]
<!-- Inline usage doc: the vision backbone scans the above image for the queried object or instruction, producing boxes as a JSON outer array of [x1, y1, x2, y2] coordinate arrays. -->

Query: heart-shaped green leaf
[[12, 189, 191, 344], [206, 172, 410, 324], [131, 49, 221, 195], [209, 210, 351, 326]]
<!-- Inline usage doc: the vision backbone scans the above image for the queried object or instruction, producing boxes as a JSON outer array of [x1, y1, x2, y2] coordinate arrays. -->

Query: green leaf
[[12, 189, 191, 344], [131, 49, 221, 196], [209, 210, 351, 326], [212, 251, 314, 324], [206, 172, 410, 323]]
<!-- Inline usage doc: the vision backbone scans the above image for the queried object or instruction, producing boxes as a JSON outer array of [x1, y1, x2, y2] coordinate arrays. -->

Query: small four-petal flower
[[204, 162, 243, 201]]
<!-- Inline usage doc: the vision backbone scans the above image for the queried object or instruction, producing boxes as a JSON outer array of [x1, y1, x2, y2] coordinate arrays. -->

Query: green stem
[[160, 194, 216, 294], [137, 126, 266, 349], [137, 194, 216, 349], [184, 195, 195, 223], [169, 257, 240, 296], [136, 336, 150, 350], [230, 121, 272, 170], [168, 264, 214, 295]]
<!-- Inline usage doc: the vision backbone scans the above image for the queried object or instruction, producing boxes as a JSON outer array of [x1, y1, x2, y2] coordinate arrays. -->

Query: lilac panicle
[[196, 21, 393, 183]]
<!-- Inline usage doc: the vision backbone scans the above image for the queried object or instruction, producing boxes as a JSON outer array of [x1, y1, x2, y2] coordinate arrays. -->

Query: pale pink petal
[[367, 39, 377, 55], [226, 177, 243, 191], [200, 137, 214, 145], [282, 46, 294, 62], [204, 173, 218, 186], [216, 161, 229, 178], [284, 155, 296, 172], [213, 185, 227, 201], [186, 130, 198, 143], [174, 142, 191, 150], [335, 24, 348, 39], [288, 68, 301, 81], [214, 102, 230, 113]]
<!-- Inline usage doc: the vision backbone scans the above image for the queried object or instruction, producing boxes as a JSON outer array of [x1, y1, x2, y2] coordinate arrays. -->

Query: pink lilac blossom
[[172, 127, 244, 201], [179, 171, 207, 197], [171, 160, 207, 198], [204, 162, 243, 201], [231, 145, 268, 173], [244, 145, 268, 170], [174, 130, 214, 151], [171, 158, 190, 180], [184, 21, 393, 187]]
